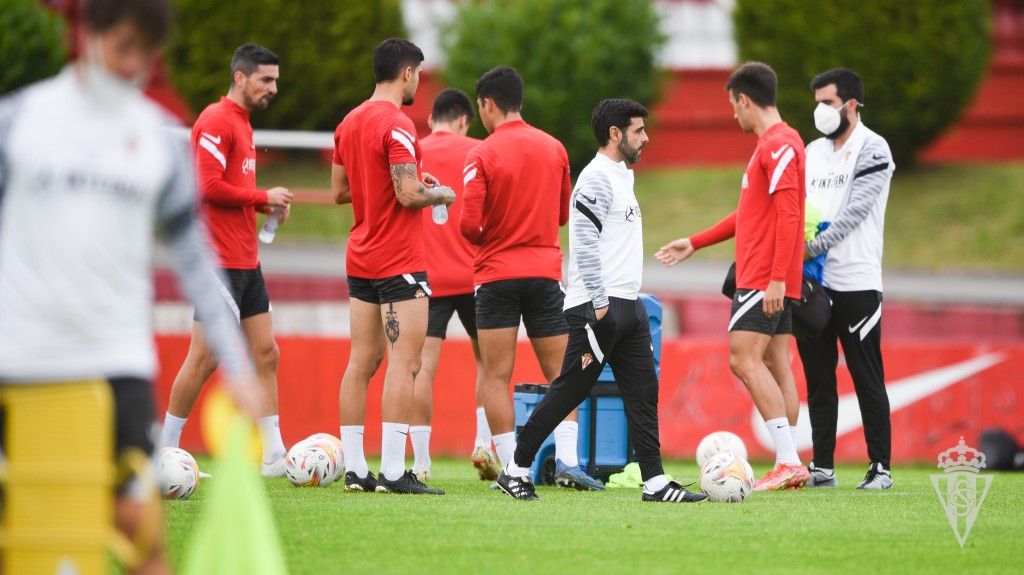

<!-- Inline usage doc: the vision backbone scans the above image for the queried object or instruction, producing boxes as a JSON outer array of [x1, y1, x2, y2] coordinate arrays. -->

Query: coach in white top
[[798, 68, 895, 491], [496, 99, 706, 503]]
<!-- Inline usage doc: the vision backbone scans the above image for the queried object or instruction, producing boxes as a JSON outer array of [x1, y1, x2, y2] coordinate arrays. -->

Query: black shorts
[[427, 293, 477, 339], [108, 377, 158, 462], [475, 278, 568, 338], [728, 288, 794, 336], [348, 272, 430, 305], [195, 265, 271, 321]]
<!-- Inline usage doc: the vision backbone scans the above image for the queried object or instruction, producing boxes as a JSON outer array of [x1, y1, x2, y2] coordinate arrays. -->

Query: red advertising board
[[155, 336, 1023, 463]]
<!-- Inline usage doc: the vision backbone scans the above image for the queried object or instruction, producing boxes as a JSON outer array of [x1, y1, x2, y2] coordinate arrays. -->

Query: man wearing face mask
[[0, 0, 260, 572], [800, 68, 895, 490], [158, 44, 295, 478]]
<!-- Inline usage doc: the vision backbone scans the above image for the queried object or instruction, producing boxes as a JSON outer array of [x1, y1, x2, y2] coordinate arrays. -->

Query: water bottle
[[431, 204, 448, 225], [431, 184, 448, 224], [259, 210, 280, 244]]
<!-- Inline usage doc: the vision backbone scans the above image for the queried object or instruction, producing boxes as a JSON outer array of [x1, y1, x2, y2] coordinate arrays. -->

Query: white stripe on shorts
[[727, 290, 764, 332]]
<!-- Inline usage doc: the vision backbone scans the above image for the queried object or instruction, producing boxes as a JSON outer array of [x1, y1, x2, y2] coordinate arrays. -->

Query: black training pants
[[513, 297, 665, 480], [796, 288, 891, 469]]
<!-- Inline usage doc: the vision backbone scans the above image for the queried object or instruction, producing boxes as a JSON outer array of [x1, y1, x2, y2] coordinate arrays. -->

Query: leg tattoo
[[385, 303, 400, 347]]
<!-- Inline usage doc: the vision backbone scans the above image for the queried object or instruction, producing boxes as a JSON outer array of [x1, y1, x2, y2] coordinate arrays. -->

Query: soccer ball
[[700, 451, 755, 502], [158, 447, 200, 500], [302, 433, 344, 484], [695, 430, 748, 468], [284, 442, 338, 487]]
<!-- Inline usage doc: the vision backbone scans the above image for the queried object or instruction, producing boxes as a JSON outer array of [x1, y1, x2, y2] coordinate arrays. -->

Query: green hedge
[[0, 0, 66, 95], [442, 0, 665, 172], [166, 1, 405, 130], [734, 0, 991, 164]]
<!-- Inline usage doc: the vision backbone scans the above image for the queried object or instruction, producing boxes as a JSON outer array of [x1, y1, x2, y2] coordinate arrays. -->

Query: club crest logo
[[931, 436, 992, 548], [580, 352, 594, 370]]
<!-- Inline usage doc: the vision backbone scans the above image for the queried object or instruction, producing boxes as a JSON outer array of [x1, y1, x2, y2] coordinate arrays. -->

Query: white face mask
[[813, 102, 843, 135], [81, 38, 143, 106]]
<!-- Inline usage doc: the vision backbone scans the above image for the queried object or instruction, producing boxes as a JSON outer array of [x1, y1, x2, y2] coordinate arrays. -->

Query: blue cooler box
[[512, 294, 663, 484]]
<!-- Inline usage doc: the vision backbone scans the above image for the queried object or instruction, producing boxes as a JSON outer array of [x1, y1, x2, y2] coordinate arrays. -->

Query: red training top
[[333, 100, 424, 279], [690, 122, 805, 299], [192, 97, 267, 269], [460, 120, 571, 285], [420, 131, 481, 297]]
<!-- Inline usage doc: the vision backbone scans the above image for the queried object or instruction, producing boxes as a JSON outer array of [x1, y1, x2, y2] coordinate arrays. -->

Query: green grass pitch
[[164, 458, 1024, 574]]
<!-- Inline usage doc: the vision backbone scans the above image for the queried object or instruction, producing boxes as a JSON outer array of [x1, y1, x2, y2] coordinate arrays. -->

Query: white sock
[[554, 420, 579, 467], [504, 461, 531, 479], [380, 422, 408, 482], [492, 431, 517, 468], [474, 407, 491, 448], [790, 425, 799, 447], [643, 474, 670, 493], [340, 425, 369, 478], [766, 417, 801, 466], [410, 425, 431, 473], [257, 415, 286, 463], [158, 412, 187, 449]]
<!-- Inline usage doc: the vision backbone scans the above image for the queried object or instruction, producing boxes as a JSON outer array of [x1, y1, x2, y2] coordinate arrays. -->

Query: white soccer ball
[[158, 447, 200, 500], [302, 433, 344, 484], [700, 451, 755, 502], [695, 430, 748, 468], [284, 442, 338, 487]]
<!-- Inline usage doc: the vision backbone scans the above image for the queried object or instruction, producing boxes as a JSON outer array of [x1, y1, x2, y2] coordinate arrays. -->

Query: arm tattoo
[[390, 162, 437, 208], [385, 302, 400, 347]]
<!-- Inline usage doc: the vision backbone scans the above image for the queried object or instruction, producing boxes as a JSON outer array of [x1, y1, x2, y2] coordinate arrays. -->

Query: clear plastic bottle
[[259, 210, 280, 244], [431, 203, 448, 225]]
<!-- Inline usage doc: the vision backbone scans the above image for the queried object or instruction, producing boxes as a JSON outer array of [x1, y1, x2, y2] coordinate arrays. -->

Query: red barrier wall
[[156, 336, 1024, 463]]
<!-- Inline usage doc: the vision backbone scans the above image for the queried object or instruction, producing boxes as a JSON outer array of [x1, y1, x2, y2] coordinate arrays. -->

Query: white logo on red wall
[[750, 353, 1005, 451]]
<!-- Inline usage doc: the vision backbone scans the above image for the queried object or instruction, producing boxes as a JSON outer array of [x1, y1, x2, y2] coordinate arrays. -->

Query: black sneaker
[[375, 470, 445, 495], [496, 472, 539, 500], [344, 470, 378, 492], [642, 480, 707, 503], [856, 462, 893, 490]]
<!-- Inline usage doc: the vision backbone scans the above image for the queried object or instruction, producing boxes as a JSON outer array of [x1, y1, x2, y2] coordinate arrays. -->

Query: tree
[[165, 1, 406, 130], [442, 0, 665, 172], [0, 0, 66, 95], [734, 0, 991, 164]]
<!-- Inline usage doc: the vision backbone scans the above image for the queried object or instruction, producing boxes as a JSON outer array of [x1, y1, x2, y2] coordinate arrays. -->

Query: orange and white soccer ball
[[303, 433, 344, 484], [158, 447, 200, 500], [700, 451, 755, 502], [284, 442, 337, 487], [695, 430, 748, 468]]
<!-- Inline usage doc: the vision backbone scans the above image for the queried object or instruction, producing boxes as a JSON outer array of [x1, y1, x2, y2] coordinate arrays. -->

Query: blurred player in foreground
[[0, 0, 259, 572]]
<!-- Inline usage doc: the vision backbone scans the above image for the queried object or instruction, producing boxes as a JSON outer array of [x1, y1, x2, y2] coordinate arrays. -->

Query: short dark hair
[[810, 68, 864, 104], [431, 88, 474, 124], [373, 38, 424, 83], [475, 67, 523, 114], [591, 99, 649, 146], [231, 44, 279, 79], [83, 0, 171, 47], [725, 62, 777, 108]]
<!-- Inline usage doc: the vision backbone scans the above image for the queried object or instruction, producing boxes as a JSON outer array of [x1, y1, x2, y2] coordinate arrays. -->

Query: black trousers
[[513, 297, 664, 480], [796, 289, 891, 469]]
